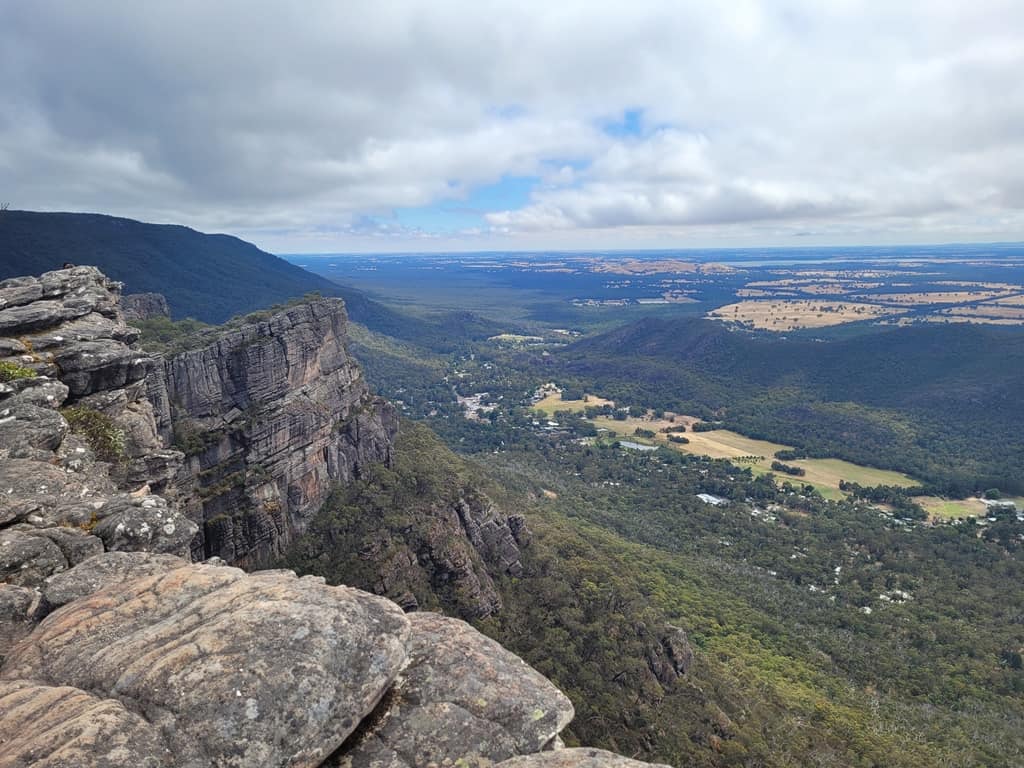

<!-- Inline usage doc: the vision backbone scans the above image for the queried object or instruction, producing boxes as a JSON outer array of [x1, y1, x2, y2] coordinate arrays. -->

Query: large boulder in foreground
[[0, 679, 174, 768], [338, 611, 574, 768], [0, 564, 410, 768]]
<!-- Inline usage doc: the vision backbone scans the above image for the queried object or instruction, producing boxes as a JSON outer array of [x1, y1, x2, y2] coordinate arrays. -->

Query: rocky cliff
[[122, 291, 170, 320], [0, 265, 672, 768], [288, 423, 530, 619], [154, 298, 398, 566]]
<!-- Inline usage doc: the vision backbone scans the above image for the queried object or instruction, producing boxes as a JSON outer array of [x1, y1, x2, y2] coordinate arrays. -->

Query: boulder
[[338, 612, 574, 768], [51, 339, 151, 398], [1, 565, 411, 768], [0, 403, 68, 455], [0, 530, 67, 588], [0, 586, 46, 663], [0, 680, 175, 767], [91, 495, 197, 557], [122, 292, 170, 321], [43, 551, 190, 608], [18, 526, 104, 568], [0, 377, 69, 408]]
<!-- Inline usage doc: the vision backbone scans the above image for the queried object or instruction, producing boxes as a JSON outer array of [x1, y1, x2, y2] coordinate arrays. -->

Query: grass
[[919, 496, 1024, 520], [708, 300, 905, 331], [856, 291, 1010, 305], [593, 415, 920, 500], [61, 406, 126, 463], [488, 333, 545, 343], [534, 393, 614, 416]]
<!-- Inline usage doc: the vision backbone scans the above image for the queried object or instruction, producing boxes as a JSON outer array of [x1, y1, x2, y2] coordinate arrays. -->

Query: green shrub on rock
[[61, 406, 126, 463]]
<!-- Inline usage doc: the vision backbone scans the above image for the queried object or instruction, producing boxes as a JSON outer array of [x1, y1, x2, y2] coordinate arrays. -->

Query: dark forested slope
[[0, 211, 516, 347], [560, 318, 1024, 492], [0, 210, 344, 323]]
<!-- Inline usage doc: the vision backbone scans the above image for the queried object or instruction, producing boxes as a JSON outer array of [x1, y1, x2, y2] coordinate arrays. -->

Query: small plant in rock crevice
[[61, 406, 126, 464], [0, 360, 35, 382]]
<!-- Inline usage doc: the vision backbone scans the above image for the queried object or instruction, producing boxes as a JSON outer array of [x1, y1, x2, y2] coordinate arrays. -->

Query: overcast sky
[[2, 1, 1023, 253]]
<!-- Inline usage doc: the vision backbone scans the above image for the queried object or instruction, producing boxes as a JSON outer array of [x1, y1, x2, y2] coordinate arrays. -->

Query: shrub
[[61, 406, 126, 463], [0, 360, 35, 382]]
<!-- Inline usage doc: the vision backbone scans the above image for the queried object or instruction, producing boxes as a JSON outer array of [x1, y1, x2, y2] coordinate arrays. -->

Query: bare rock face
[[122, 292, 170, 321], [0, 266, 185, 499], [0, 680, 175, 768], [0, 530, 68, 588], [338, 612, 574, 768], [42, 551, 190, 608], [1, 564, 411, 768], [0, 587, 46, 663], [90, 494, 195, 557], [495, 749, 674, 768], [158, 298, 398, 566], [644, 625, 695, 687]]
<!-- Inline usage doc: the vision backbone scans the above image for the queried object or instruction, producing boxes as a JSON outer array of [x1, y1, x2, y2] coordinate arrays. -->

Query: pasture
[[593, 415, 920, 500], [919, 496, 1024, 520], [534, 392, 614, 416], [708, 299, 904, 331]]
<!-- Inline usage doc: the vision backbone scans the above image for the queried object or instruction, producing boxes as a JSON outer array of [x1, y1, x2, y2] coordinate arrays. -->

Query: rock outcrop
[[2, 565, 412, 768], [331, 485, 528, 619], [122, 291, 170, 321], [338, 612, 573, 768], [156, 298, 398, 566]]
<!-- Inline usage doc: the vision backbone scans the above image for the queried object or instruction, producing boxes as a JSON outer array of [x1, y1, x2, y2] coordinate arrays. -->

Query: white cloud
[[1, 0, 1022, 250]]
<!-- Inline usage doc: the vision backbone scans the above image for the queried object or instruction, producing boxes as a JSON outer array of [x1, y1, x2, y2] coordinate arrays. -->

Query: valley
[[532, 393, 919, 500], [6, 218, 1023, 767]]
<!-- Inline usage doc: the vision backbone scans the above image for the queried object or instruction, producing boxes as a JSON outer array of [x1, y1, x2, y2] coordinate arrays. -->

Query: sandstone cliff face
[[156, 299, 398, 565], [122, 292, 170, 321]]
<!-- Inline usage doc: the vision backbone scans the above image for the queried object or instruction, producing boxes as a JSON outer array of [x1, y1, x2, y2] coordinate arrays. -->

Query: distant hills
[[0, 211, 510, 350], [0, 211, 348, 323]]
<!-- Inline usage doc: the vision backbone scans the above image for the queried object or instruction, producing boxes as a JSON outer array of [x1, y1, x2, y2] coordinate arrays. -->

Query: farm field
[[708, 299, 905, 331], [919, 495, 1024, 520], [534, 392, 614, 415], [593, 415, 920, 500], [854, 291, 1011, 305]]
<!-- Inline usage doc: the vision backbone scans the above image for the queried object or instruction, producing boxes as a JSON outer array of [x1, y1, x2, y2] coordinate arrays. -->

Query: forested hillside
[[559, 318, 1024, 493], [0, 210, 341, 322], [285, 421, 1024, 767]]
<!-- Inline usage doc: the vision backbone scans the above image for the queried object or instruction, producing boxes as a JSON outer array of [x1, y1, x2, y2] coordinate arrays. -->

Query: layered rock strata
[[156, 298, 398, 566]]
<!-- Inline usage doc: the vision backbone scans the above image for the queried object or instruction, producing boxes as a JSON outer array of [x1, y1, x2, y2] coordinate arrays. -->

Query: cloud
[[1, 1, 1023, 250]]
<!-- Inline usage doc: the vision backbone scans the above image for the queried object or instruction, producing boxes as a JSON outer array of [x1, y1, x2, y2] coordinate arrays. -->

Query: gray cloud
[[1, 1, 1023, 251]]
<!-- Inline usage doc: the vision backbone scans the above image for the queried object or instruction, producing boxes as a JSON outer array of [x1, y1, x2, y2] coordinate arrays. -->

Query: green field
[[593, 415, 920, 500], [534, 393, 614, 416], [919, 495, 1024, 520]]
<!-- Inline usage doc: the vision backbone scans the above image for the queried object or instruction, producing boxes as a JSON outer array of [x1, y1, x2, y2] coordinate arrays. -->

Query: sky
[[2, 1, 1023, 253]]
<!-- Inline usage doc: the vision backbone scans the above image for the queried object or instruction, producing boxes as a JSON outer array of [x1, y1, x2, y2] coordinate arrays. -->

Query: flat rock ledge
[[1, 564, 411, 768], [336, 611, 575, 768]]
